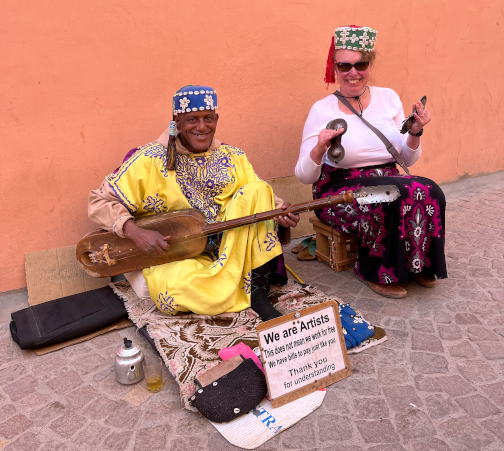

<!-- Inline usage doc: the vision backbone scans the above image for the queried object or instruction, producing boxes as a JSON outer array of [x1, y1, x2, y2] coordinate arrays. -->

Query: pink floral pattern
[[378, 265, 398, 283], [399, 181, 444, 273], [313, 163, 447, 284]]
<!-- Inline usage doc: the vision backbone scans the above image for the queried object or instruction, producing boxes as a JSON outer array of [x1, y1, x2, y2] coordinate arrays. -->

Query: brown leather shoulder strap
[[333, 91, 410, 175]]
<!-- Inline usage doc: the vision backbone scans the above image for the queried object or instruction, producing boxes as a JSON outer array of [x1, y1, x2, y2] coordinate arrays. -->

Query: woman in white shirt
[[296, 26, 447, 299]]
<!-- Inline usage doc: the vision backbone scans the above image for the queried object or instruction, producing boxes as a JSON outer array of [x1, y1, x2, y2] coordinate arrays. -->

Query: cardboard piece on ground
[[25, 245, 110, 305], [35, 318, 133, 356], [266, 175, 314, 239], [25, 245, 124, 355], [212, 389, 325, 449], [256, 300, 351, 408], [347, 326, 388, 354]]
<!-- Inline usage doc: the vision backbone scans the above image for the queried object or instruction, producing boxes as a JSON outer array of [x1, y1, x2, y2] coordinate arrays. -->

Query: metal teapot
[[115, 337, 144, 385]]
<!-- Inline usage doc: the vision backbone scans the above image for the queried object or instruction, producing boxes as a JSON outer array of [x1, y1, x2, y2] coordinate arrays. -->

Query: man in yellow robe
[[88, 85, 299, 321]]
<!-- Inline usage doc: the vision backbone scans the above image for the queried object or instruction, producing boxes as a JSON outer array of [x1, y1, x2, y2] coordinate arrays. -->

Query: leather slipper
[[354, 273, 407, 299], [297, 239, 317, 261], [291, 242, 306, 254], [412, 271, 436, 288], [291, 237, 314, 254], [297, 246, 316, 261]]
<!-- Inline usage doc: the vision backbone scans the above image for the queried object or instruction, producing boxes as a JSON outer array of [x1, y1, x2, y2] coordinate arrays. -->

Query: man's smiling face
[[175, 111, 219, 153]]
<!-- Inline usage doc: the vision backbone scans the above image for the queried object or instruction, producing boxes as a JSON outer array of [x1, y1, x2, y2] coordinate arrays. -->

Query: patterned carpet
[[111, 279, 386, 411]]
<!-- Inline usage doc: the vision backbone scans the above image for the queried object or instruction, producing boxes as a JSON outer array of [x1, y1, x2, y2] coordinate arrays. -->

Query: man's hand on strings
[[123, 220, 170, 255], [274, 202, 300, 228]]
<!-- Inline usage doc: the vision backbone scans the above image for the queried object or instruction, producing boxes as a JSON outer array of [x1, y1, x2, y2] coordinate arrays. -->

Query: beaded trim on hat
[[173, 89, 218, 115], [334, 26, 377, 52]]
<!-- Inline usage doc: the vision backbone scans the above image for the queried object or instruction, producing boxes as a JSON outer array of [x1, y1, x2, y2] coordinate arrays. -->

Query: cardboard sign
[[256, 300, 350, 407], [211, 389, 326, 449]]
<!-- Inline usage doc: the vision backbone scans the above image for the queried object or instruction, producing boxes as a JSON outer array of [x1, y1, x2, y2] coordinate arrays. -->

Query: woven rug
[[110, 279, 386, 411]]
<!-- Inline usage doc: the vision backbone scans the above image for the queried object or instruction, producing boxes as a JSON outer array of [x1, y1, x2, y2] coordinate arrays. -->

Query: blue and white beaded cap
[[172, 85, 218, 115]]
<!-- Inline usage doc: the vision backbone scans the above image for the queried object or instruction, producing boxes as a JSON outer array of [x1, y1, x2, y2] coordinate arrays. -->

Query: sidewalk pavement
[[1, 171, 503, 451]]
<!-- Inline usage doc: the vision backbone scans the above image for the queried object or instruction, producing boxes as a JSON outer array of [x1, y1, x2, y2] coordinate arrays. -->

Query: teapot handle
[[127, 365, 137, 381]]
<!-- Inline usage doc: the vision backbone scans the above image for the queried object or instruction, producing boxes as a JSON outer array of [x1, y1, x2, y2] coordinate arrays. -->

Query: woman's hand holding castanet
[[123, 219, 170, 256], [409, 99, 431, 134], [406, 100, 431, 150], [310, 128, 345, 165]]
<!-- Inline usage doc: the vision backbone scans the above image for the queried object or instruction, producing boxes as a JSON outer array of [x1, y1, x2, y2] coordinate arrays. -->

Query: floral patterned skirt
[[312, 163, 447, 284]]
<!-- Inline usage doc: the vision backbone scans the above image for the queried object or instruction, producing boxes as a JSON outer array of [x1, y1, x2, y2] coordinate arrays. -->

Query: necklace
[[336, 86, 368, 117]]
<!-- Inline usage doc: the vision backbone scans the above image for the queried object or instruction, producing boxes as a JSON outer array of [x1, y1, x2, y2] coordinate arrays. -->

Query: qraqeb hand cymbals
[[400, 95, 427, 134], [326, 118, 348, 164]]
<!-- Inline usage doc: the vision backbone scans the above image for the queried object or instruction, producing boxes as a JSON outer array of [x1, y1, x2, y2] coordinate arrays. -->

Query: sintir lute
[[77, 185, 400, 278]]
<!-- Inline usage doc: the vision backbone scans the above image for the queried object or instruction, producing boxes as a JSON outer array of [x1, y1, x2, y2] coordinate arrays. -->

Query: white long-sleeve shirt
[[295, 86, 422, 184]]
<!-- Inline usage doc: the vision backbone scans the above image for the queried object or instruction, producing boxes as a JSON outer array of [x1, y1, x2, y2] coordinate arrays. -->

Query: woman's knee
[[414, 177, 445, 205]]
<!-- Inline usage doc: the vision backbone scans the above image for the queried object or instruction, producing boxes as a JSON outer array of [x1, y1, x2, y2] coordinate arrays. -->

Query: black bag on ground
[[10, 286, 127, 350], [191, 357, 267, 423]]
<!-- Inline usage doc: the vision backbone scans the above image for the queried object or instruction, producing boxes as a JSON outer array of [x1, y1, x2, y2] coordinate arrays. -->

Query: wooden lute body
[[77, 191, 354, 278], [77, 209, 209, 278]]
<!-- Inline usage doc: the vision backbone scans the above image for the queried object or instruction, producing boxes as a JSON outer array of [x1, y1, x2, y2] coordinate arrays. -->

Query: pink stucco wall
[[1, 1, 503, 291]]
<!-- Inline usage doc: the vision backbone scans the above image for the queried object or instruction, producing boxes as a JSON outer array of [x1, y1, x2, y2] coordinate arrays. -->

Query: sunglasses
[[336, 60, 370, 72]]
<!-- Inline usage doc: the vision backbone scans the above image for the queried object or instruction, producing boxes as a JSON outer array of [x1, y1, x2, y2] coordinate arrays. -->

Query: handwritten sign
[[257, 300, 350, 407]]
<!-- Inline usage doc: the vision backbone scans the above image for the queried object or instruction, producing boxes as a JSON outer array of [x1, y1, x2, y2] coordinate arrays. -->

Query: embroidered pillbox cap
[[335, 26, 377, 52], [172, 85, 218, 115]]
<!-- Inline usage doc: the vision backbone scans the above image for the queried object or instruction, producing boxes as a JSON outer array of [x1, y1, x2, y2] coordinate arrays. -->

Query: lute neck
[[201, 190, 353, 236], [166, 191, 353, 246]]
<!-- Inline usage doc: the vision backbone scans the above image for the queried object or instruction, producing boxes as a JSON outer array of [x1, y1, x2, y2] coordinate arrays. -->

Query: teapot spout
[[127, 365, 137, 381]]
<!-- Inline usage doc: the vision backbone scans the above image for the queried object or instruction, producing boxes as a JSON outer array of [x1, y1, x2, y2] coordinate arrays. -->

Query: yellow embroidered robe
[[106, 142, 282, 316]]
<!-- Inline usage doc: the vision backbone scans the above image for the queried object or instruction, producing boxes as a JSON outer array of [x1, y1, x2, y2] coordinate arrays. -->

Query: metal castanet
[[400, 95, 427, 134], [333, 90, 413, 175], [76, 191, 354, 278], [325, 118, 347, 164]]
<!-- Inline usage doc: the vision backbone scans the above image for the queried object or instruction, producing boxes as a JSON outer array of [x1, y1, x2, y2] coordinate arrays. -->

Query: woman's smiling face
[[334, 49, 372, 96]]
